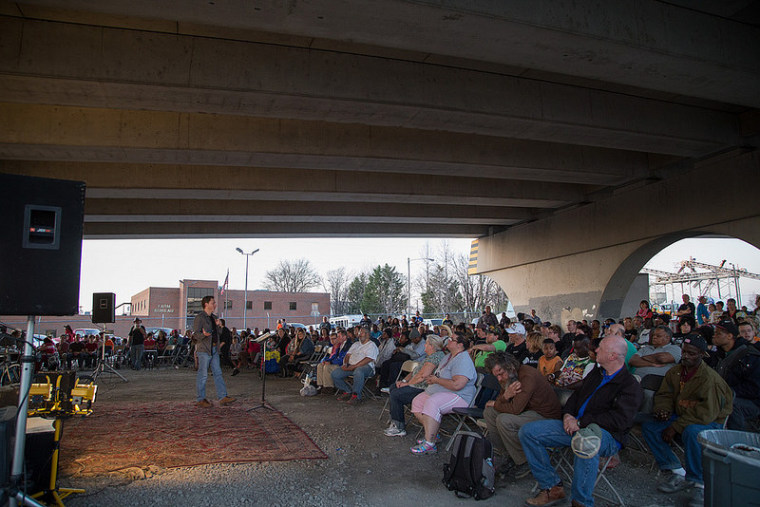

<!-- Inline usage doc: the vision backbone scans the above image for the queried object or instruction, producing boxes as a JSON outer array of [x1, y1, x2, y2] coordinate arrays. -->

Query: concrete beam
[[81, 221, 489, 239], [0, 160, 584, 208], [0, 16, 743, 156], [11, 0, 760, 107], [83, 199, 532, 225], [0, 103, 649, 186]]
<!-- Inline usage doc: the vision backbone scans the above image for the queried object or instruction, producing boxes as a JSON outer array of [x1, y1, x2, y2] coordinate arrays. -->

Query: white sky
[[77, 237, 760, 312]]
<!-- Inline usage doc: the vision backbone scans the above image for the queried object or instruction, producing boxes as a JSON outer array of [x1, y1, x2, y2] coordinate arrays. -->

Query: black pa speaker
[[0, 174, 86, 316], [92, 292, 115, 323]]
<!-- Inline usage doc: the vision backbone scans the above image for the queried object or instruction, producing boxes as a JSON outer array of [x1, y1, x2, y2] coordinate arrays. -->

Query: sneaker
[[380, 387, 390, 394], [688, 486, 704, 507], [337, 392, 353, 401], [345, 394, 362, 405], [416, 434, 442, 444], [231, 368, 240, 376], [410, 440, 437, 455], [219, 396, 237, 406], [384, 424, 407, 437], [658, 472, 692, 494], [525, 483, 565, 506], [196, 399, 212, 408]]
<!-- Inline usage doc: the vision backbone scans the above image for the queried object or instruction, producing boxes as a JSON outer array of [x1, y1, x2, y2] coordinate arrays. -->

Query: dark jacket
[[563, 364, 643, 446], [192, 311, 219, 355], [710, 338, 760, 405]]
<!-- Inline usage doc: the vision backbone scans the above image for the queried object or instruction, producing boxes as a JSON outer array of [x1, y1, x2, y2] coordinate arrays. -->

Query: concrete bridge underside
[[1, 0, 759, 319]]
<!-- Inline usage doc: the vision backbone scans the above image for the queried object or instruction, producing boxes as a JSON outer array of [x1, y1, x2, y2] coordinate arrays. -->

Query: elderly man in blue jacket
[[519, 336, 642, 507]]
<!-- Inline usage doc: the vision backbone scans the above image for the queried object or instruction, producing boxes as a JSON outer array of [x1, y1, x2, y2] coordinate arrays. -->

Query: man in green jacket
[[642, 334, 733, 507]]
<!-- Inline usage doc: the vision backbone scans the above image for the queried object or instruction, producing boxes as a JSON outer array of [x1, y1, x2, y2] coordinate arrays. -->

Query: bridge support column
[[475, 150, 760, 325]]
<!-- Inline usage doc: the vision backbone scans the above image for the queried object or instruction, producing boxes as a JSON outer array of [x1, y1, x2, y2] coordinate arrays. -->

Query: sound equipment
[[91, 293, 115, 324], [0, 174, 86, 316]]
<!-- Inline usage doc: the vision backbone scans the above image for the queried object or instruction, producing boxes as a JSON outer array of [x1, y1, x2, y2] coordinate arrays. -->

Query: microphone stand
[[248, 332, 274, 412]]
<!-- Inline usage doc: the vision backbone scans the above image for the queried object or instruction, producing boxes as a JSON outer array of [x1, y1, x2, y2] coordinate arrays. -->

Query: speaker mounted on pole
[[0, 174, 86, 316]]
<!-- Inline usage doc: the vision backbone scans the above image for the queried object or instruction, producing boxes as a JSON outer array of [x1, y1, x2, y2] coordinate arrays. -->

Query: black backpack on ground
[[442, 431, 495, 500]]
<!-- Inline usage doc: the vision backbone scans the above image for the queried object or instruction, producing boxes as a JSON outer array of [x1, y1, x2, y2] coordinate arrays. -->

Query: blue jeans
[[727, 397, 760, 431], [519, 419, 620, 507], [389, 385, 423, 428], [331, 364, 375, 399], [196, 347, 228, 402], [130, 344, 144, 370], [642, 415, 721, 485]]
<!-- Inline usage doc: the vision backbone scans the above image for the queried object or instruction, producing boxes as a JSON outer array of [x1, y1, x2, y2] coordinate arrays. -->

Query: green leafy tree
[[345, 272, 369, 314], [363, 264, 406, 315]]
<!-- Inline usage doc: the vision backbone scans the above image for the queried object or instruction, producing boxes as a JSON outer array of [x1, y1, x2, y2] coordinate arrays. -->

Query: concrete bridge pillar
[[474, 150, 760, 325]]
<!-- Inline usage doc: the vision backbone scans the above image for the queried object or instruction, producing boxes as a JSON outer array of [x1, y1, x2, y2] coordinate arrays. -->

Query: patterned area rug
[[59, 401, 326, 475]]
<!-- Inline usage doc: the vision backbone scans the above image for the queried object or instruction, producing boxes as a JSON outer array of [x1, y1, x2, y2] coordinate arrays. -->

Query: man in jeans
[[644, 335, 733, 507], [331, 326, 378, 405], [193, 295, 236, 408], [519, 336, 642, 507]]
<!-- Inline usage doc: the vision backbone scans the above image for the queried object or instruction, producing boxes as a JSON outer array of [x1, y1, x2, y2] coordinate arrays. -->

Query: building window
[[289, 302, 297, 311], [264, 301, 272, 310], [311, 302, 319, 314], [246, 301, 253, 310], [224, 301, 233, 309], [187, 287, 214, 322]]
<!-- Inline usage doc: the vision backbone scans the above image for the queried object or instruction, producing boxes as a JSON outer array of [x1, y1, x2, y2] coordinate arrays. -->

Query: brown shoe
[[219, 396, 236, 406], [196, 399, 212, 408], [336, 392, 353, 401], [525, 483, 565, 506]]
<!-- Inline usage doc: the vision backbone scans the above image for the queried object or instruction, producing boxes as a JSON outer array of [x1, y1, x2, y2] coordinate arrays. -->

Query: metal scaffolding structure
[[642, 258, 760, 307]]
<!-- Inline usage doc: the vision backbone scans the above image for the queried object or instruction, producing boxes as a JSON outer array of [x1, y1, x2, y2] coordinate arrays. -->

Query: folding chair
[[156, 344, 176, 369], [444, 373, 501, 450], [416, 373, 486, 445], [551, 447, 626, 506], [297, 345, 327, 381], [378, 360, 419, 421]]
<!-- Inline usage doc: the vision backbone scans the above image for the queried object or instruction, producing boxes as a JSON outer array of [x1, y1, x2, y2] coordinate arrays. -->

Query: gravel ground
[[51, 366, 685, 507]]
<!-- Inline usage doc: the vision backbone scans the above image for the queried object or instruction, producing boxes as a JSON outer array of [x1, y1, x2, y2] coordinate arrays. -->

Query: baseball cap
[[571, 423, 603, 459], [715, 319, 739, 337], [505, 322, 526, 335], [683, 333, 707, 352]]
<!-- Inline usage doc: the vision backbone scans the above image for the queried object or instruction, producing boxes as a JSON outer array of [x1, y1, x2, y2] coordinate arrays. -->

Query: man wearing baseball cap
[[642, 334, 733, 507], [709, 319, 760, 430], [128, 317, 146, 370]]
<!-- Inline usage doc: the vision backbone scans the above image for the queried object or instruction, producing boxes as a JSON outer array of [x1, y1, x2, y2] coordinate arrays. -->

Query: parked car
[[74, 328, 101, 338], [145, 327, 173, 337]]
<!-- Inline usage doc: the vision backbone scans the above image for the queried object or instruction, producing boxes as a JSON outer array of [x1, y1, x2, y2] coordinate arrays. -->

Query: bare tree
[[264, 258, 321, 293], [323, 267, 351, 315], [449, 252, 508, 320]]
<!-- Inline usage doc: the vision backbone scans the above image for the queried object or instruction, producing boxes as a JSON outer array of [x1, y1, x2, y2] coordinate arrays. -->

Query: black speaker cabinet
[[92, 292, 115, 323], [0, 174, 86, 316]]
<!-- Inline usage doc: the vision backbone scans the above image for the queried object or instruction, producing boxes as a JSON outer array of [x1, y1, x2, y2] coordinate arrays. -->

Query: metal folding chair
[[444, 373, 501, 450], [378, 360, 419, 421]]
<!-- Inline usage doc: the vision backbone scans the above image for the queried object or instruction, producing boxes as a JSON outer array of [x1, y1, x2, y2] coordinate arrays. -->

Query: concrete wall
[[475, 150, 760, 325]]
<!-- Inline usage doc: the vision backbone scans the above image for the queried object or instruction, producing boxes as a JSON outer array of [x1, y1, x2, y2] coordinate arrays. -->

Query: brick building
[[0, 279, 330, 339]]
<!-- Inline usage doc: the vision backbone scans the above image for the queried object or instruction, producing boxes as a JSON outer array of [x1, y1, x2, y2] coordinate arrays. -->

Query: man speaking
[[194, 295, 236, 408]]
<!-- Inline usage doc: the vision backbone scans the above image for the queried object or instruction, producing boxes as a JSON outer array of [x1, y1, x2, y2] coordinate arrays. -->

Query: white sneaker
[[380, 387, 390, 394], [384, 423, 407, 437]]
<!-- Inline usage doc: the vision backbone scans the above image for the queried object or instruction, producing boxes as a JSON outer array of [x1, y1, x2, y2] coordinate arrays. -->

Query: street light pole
[[236, 247, 260, 330], [407, 257, 434, 317]]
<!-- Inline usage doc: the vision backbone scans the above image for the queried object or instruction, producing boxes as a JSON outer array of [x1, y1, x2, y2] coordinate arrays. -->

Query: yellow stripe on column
[[468, 239, 479, 275]]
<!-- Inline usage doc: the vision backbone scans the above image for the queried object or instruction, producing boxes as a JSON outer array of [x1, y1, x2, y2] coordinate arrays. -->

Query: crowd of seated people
[[289, 297, 758, 507]]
